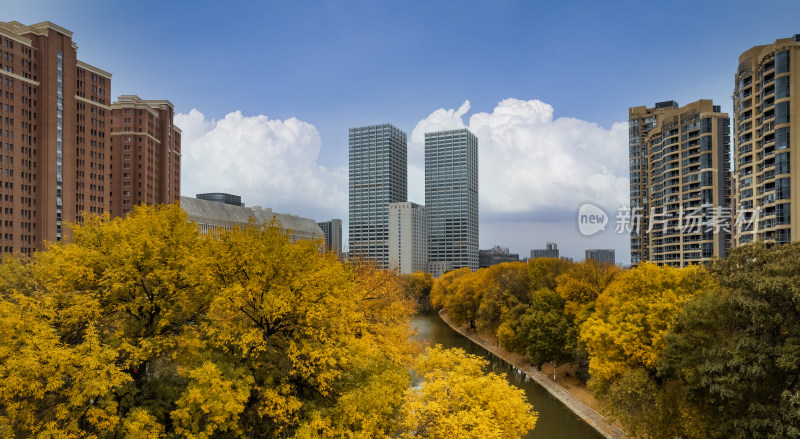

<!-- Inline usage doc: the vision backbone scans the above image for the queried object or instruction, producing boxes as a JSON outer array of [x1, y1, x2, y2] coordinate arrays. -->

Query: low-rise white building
[[389, 202, 428, 274], [180, 196, 323, 242]]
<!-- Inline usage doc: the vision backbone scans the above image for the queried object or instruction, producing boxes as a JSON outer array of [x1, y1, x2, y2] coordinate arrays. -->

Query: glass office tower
[[425, 129, 479, 275], [348, 124, 407, 268]]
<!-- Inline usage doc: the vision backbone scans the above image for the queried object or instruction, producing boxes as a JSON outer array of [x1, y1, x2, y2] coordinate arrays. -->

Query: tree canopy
[[0, 205, 537, 438]]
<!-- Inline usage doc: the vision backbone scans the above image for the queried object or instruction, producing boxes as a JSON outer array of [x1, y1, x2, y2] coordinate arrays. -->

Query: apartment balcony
[[739, 166, 753, 178], [757, 121, 775, 137], [738, 143, 753, 155], [758, 97, 775, 113], [758, 84, 775, 101], [738, 156, 753, 167], [738, 133, 753, 144], [760, 219, 776, 230], [757, 159, 775, 173], [683, 184, 701, 193], [758, 110, 775, 126], [737, 98, 753, 112], [738, 120, 752, 133], [738, 87, 753, 100], [758, 148, 775, 160]]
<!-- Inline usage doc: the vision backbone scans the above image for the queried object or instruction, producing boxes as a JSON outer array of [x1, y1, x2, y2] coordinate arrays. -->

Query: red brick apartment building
[[0, 21, 180, 253], [109, 96, 181, 217]]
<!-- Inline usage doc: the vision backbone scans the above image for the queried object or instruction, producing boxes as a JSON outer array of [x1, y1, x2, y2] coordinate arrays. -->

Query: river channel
[[410, 311, 604, 439]]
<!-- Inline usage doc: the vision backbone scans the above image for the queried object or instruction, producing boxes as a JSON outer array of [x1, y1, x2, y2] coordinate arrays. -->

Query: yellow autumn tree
[[400, 271, 434, 300], [400, 345, 538, 439], [0, 205, 539, 438], [526, 257, 572, 291], [475, 262, 529, 333], [580, 262, 716, 388], [556, 259, 620, 322], [429, 267, 471, 310], [0, 204, 210, 437], [180, 219, 420, 438]]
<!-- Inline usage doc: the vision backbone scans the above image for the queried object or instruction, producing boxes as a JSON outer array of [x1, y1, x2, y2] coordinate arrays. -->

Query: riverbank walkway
[[438, 310, 628, 439]]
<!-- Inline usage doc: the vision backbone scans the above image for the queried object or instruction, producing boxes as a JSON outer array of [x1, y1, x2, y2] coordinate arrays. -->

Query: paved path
[[438, 311, 628, 439]]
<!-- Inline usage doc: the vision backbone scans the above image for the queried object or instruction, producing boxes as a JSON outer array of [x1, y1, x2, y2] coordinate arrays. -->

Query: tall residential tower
[[425, 129, 479, 276], [733, 35, 800, 245], [348, 124, 407, 268], [629, 100, 731, 267], [0, 21, 111, 253], [109, 95, 181, 217]]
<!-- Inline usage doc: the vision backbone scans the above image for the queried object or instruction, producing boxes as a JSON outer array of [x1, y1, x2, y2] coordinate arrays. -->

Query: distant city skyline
[[7, 1, 800, 263]]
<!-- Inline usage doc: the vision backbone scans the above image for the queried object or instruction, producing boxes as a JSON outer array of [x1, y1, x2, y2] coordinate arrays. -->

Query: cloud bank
[[175, 110, 346, 217], [411, 98, 629, 221], [175, 99, 630, 261]]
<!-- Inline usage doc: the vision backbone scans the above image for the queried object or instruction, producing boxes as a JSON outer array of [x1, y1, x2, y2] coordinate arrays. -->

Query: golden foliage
[[556, 259, 620, 321], [400, 345, 538, 439], [580, 263, 715, 388], [0, 204, 538, 438]]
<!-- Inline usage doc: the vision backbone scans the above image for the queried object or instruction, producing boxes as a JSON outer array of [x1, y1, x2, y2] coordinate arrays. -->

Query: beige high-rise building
[[629, 100, 731, 267], [733, 35, 800, 245], [388, 202, 428, 274]]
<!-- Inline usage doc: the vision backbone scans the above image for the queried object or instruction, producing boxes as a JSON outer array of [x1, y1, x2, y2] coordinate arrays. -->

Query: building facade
[[629, 101, 679, 265], [733, 35, 800, 245], [180, 196, 323, 242], [585, 249, 615, 265], [109, 95, 180, 217], [348, 124, 407, 268], [530, 242, 559, 259], [0, 21, 111, 253], [629, 100, 731, 267], [388, 202, 428, 274], [428, 261, 452, 279], [318, 219, 342, 257], [479, 246, 519, 268], [425, 129, 479, 271], [197, 192, 243, 207]]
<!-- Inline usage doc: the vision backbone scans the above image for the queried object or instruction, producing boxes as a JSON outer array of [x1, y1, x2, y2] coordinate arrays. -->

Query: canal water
[[411, 311, 604, 439]]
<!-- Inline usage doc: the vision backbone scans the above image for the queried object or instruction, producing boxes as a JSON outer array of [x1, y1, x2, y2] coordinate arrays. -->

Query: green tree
[[602, 368, 688, 439], [514, 288, 577, 369], [659, 243, 800, 438]]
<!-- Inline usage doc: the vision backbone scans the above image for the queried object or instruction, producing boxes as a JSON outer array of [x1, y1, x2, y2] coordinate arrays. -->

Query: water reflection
[[411, 311, 603, 439]]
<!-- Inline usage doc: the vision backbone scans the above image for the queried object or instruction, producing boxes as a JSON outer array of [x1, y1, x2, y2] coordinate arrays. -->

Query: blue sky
[[5, 0, 800, 263]]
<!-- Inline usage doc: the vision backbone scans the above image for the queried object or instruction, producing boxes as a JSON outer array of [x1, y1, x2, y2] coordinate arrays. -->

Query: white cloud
[[410, 100, 470, 144], [175, 110, 346, 216], [411, 98, 628, 217]]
